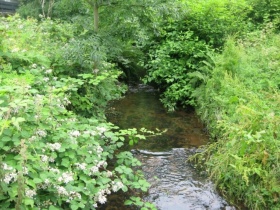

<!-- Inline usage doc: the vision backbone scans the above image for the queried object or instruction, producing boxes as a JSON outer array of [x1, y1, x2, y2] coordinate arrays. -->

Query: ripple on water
[[135, 148, 235, 210]]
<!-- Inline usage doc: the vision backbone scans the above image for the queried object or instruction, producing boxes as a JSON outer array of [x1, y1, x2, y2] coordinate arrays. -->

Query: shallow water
[[105, 84, 235, 210], [107, 84, 208, 151]]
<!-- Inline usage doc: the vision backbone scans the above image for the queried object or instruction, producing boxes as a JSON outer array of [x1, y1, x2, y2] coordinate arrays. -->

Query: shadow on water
[[103, 84, 235, 210]]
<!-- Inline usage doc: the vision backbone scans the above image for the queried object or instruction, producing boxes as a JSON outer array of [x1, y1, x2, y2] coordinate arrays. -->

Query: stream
[[105, 84, 235, 210]]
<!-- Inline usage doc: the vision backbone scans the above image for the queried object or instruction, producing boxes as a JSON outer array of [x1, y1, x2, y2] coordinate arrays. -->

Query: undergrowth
[[192, 25, 280, 210]]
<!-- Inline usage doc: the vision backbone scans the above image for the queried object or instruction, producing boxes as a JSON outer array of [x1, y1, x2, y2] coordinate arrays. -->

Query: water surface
[[107, 84, 208, 151], [105, 84, 235, 210]]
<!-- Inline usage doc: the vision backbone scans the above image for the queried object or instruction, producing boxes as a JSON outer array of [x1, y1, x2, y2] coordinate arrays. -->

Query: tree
[[17, 0, 183, 81]]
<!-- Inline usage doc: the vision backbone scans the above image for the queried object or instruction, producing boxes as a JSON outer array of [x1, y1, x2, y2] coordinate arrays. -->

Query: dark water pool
[[104, 84, 235, 210]]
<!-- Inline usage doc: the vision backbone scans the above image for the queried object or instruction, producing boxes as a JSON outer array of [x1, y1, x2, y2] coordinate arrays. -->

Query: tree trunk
[[94, 0, 99, 33]]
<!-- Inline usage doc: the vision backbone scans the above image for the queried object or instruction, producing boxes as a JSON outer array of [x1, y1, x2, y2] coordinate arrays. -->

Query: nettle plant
[[144, 29, 209, 111], [0, 64, 155, 209]]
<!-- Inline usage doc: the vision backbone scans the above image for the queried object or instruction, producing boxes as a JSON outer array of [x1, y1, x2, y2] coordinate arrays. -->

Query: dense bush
[[183, 0, 251, 48], [144, 0, 251, 111], [143, 27, 210, 111], [0, 15, 126, 118], [246, 0, 280, 30], [0, 16, 156, 210]]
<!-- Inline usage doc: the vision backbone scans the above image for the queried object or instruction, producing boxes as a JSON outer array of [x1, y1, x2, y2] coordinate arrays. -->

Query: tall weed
[[193, 27, 280, 209]]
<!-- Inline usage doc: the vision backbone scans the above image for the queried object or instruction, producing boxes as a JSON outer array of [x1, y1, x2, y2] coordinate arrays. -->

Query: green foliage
[[143, 0, 252, 111], [12, 1, 280, 209], [144, 27, 210, 111], [1, 15, 126, 118], [125, 196, 157, 210], [17, 0, 42, 18], [192, 29, 280, 210], [0, 68, 152, 209], [0, 16, 154, 209], [17, 0, 184, 84], [183, 0, 251, 47], [246, 0, 280, 29], [117, 128, 166, 146]]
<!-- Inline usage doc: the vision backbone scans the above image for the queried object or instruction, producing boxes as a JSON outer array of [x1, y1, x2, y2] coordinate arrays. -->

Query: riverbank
[[193, 30, 280, 210]]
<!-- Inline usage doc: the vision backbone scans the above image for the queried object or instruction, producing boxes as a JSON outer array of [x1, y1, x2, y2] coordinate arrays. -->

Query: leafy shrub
[[246, 0, 280, 30], [143, 0, 252, 111], [183, 0, 251, 48], [0, 67, 153, 210], [0, 15, 126, 118], [0, 15, 156, 210], [144, 27, 210, 111]]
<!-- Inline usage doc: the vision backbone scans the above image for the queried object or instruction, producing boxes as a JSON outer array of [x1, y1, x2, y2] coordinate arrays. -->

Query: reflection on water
[[107, 84, 208, 151], [105, 84, 235, 210]]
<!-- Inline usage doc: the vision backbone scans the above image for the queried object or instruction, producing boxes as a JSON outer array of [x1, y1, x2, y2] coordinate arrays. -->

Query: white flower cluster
[[40, 199, 53, 208], [22, 166, 29, 175], [69, 118, 76, 122], [38, 179, 51, 190], [58, 172, 74, 184], [83, 130, 96, 136], [89, 161, 108, 176], [41, 154, 55, 163], [94, 145, 104, 158], [43, 77, 49, 82], [47, 142, 61, 151], [63, 97, 71, 105], [69, 130, 81, 138], [96, 145, 103, 154], [96, 126, 107, 134], [28, 135, 37, 142], [55, 186, 81, 201], [49, 167, 60, 174], [3, 171, 17, 184], [36, 129, 47, 137], [34, 94, 44, 106], [1, 163, 17, 184], [45, 69, 52, 74], [25, 189, 37, 198], [89, 166, 99, 175], [41, 155, 49, 162], [49, 157, 55, 162], [55, 186, 68, 196], [94, 189, 107, 204], [75, 163, 87, 170], [67, 191, 82, 201], [2, 163, 13, 170], [97, 160, 107, 168], [106, 171, 113, 178], [111, 181, 124, 192]]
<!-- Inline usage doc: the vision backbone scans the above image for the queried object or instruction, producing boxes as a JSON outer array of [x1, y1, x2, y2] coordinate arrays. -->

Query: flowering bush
[[0, 16, 155, 210], [0, 65, 154, 209], [0, 15, 127, 118]]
